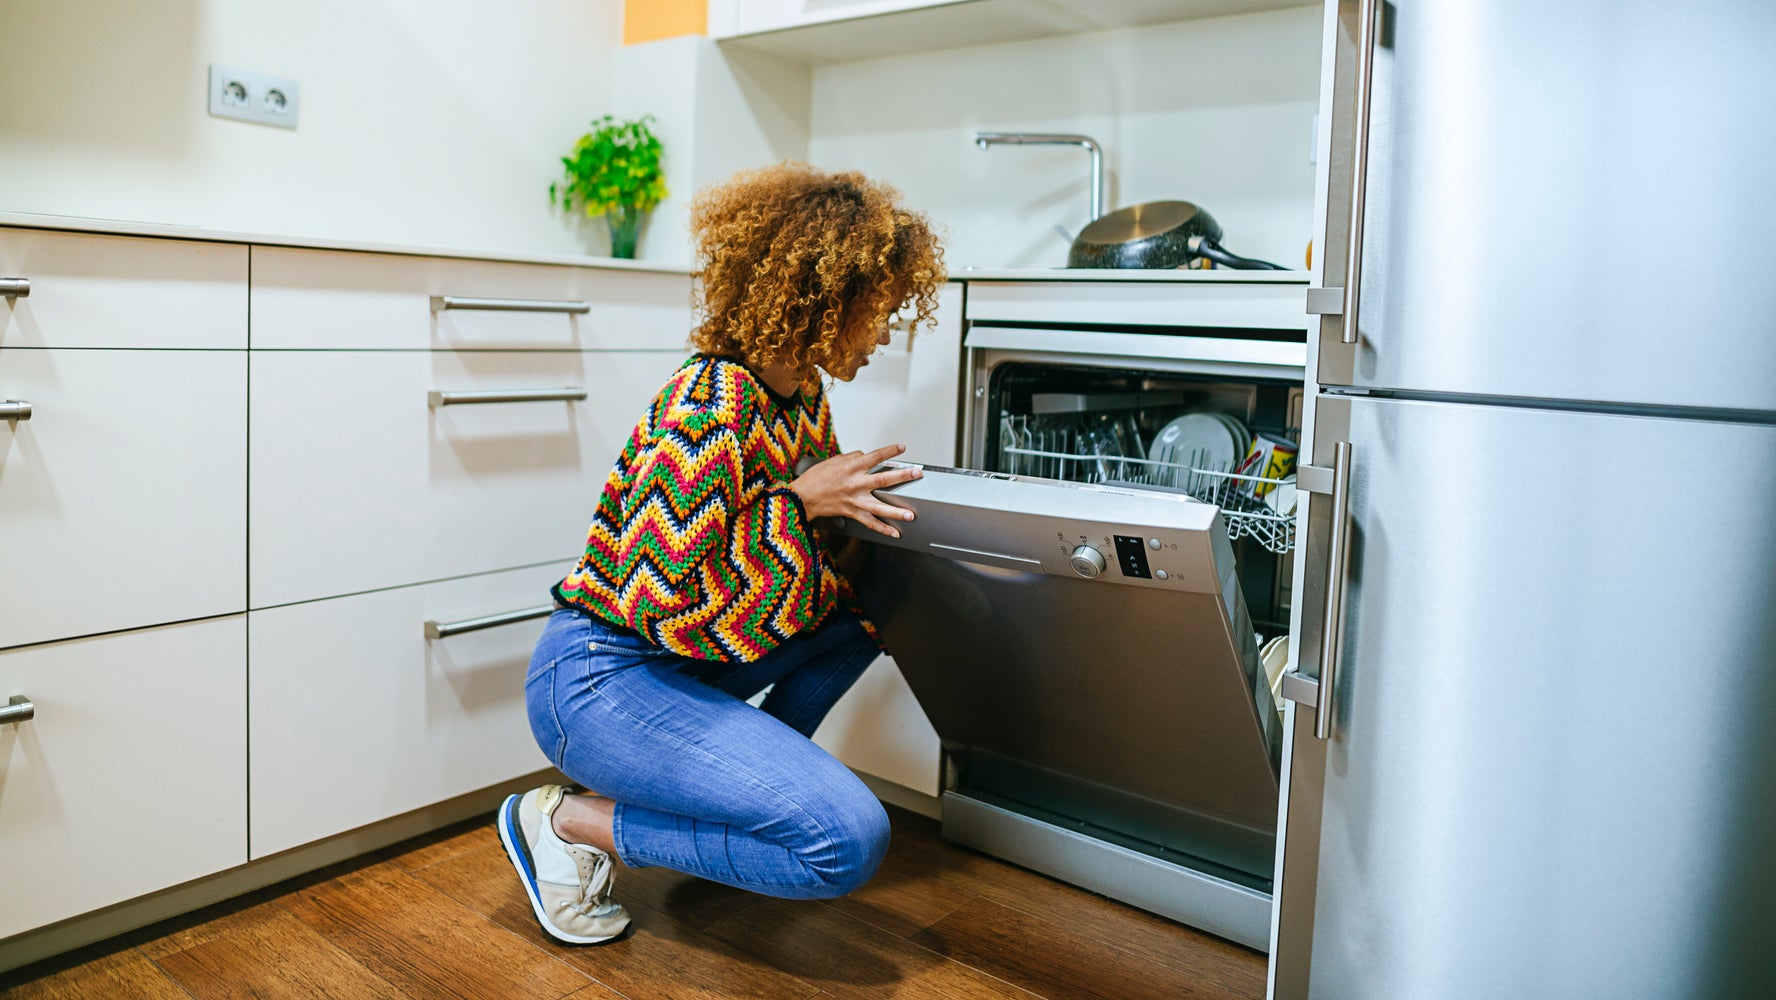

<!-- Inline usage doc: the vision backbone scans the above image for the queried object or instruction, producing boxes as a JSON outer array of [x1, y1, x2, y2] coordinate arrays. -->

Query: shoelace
[[559, 850, 622, 919]]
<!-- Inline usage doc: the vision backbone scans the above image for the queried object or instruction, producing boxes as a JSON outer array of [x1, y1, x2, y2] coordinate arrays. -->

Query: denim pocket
[[585, 619, 675, 662]]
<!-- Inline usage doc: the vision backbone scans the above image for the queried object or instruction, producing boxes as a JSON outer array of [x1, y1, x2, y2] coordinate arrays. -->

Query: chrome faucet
[[972, 131, 1106, 222]]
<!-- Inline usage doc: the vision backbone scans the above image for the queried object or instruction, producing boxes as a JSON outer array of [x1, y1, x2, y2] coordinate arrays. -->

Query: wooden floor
[[1, 803, 1266, 999]]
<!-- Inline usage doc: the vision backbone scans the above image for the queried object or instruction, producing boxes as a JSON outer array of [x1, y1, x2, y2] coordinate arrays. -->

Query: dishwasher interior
[[981, 360, 1302, 645]]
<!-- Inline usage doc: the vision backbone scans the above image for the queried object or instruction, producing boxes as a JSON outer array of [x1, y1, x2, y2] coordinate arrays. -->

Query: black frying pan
[[1066, 201, 1286, 270]]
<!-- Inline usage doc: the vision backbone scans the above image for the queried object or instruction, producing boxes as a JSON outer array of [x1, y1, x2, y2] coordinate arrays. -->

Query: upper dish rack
[[998, 444, 1298, 555]]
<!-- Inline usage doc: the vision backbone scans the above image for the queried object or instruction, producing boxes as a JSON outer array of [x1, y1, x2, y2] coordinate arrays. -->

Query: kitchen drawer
[[0, 228, 247, 349], [249, 349, 677, 608], [249, 246, 693, 351], [0, 617, 247, 939], [0, 349, 246, 650], [248, 564, 568, 857]]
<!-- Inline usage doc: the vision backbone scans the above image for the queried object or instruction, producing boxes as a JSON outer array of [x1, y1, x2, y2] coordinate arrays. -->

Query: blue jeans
[[525, 606, 890, 899]]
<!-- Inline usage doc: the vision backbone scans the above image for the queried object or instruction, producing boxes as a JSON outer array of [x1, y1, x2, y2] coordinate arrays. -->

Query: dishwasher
[[836, 286, 1306, 950]]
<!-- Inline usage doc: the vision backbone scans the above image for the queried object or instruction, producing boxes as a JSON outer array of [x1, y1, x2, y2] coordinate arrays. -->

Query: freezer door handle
[[1288, 442, 1354, 739], [1311, 0, 1382, 342]]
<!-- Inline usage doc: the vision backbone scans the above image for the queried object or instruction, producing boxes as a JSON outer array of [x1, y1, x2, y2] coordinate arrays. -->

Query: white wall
[[807, 6, 1323, 270], [612, 37, 812, 266], [0, 0, 627, 259]]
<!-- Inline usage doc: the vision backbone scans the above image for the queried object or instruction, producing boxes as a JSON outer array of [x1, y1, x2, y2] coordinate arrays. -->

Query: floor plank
[[280, 862, 598, 1000], [703, 896, 1043, 999], [889, 814, 1265, 988], [6, 802, 1268, 1000], [135, 895, 288, 962], [0, 948, 189, 1000], [410, 840, 826, 1000], [609, 859, 773, 935], [377, 816, 491, 872], [152, 909, 405, 1000], [911, 895, 1264, 1000], [818, 828, 980, 939]]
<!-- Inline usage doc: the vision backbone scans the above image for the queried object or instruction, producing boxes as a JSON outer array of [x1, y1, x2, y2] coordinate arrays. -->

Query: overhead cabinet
[[709, 0, 1313, 63]]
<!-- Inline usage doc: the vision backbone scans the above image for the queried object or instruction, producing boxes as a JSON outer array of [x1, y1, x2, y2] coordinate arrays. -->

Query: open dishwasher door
[[836, 464, 1279, 949]]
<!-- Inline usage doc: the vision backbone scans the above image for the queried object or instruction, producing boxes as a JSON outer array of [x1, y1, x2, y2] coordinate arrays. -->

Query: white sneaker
[[497, 785, 631, 945]]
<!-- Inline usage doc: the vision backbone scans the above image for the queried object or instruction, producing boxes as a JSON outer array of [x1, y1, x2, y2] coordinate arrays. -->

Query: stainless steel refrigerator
[[1271, 1, 1776, 997]]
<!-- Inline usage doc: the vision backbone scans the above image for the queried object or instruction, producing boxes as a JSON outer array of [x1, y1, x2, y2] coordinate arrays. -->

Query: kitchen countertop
[[0, 211, 696, 274], [1, 213, 1317, 285], [959, 266, 1310, 283]]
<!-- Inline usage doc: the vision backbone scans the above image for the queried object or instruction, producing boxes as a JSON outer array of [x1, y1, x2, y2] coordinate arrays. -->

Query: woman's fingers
[[851, 509, 900, 539], [857, 443, 907, 468], [868, 499, 915, 522], [869, 464, 923, 488]]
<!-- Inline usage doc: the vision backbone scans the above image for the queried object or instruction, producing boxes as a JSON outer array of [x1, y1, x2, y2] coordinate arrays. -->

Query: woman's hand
[[789, 444, 923, 539]]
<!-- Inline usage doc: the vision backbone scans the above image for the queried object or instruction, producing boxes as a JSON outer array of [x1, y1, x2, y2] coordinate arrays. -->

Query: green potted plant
[[549, 115, 668, 259]]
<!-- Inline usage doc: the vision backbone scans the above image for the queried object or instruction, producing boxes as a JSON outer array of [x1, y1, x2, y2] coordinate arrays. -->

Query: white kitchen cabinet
[[248, 246, 693, 352], [812, 282, 961, 796], [247, 563, 570, 858], [0, 348, 246, 650], [709, 0, 1309, 64], [0, 617, 247, 939], [825, 281, 963, 464], [0, 220, 704, 965], [249, 348, 677, 609], [711, 0, 959, 37], [0, 228, 246, 350]]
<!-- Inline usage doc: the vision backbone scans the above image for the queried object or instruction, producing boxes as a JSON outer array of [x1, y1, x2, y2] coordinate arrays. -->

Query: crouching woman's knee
[[797, 788, 891, 899]]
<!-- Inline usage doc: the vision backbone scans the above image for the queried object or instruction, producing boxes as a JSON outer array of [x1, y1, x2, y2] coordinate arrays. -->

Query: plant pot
[[606, 204, 643, 259]]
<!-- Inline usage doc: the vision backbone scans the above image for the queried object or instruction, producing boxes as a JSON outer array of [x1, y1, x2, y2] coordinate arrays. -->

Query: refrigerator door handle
[[1282, 441, 1354, 739], [1308, 0, 1381, 345]]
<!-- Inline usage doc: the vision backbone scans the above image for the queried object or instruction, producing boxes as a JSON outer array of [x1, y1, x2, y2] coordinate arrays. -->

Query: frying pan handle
[[1190, 236, 1287, 271]]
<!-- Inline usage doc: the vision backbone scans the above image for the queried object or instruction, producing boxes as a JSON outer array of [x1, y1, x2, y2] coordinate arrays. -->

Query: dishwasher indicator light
[[1112, 535, 1152, 579]]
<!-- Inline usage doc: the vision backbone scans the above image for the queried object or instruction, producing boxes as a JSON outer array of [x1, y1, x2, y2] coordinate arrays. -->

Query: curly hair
[[688, 163, 946, 384]]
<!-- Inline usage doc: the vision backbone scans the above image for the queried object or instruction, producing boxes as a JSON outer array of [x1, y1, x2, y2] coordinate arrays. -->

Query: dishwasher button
[[1156, 569, 1169, 580], [1148, 538, 1161, 550], [1069, 545, 1107, 578]]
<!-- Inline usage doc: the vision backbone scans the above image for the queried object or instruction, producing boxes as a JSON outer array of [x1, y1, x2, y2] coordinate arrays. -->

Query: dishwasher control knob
[[1069, 545, 1107, 578]]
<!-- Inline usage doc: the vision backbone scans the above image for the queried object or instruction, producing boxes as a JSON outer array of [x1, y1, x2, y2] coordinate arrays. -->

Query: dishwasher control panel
[[1112, 535, 1153, 578]]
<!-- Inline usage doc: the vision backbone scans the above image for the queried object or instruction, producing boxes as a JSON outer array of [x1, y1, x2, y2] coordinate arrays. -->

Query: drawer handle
[[2, 695, 34, 726], [1, 400, 30, 421], [1, 278, 29, 298], [425, 605, 553, 640], [428, 388, 587, 407], [431, 295, 590, 315]]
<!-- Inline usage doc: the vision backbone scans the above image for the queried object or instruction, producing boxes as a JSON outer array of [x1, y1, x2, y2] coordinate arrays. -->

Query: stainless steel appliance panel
[[1321, 0, 1776, 412], [1295, 395, 1776, 998], [840, 469, 1279, 876]]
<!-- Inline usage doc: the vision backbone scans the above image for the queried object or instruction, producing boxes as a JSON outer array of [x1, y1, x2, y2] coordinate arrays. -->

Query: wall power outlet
[[208, 65, 300, 130]]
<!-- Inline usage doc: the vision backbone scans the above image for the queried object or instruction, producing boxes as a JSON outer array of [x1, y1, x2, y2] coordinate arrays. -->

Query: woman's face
[[823, 290, 905, 383]]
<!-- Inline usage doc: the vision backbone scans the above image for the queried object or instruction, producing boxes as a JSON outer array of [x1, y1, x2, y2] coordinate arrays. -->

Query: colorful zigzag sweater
[[552, 355, 876, 662]]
